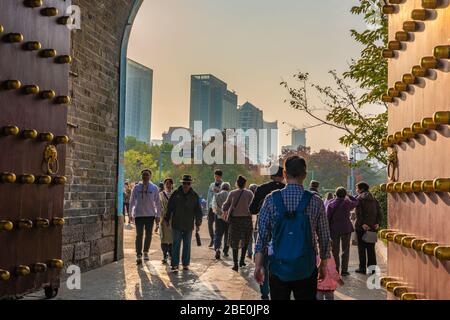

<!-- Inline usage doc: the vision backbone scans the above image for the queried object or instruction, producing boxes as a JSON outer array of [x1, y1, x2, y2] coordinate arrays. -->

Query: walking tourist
[[212, 182, 231, 260], [207, 170, 223, 247], [326, 187, 358, 276], [159, 178, 174, 265], [309, 180, 321, 197], [254, 156, 330, 300], [354, 182, 382, 274], [249, 165, 285, 300], [247, 184, 259, 259], [222, 175, 254, 272], [324, 192, 334, 209], [123, 181, 132, 224], [129, 169, 161, 265], [165, 175, 203, 272], [316, 252, 344, 300]]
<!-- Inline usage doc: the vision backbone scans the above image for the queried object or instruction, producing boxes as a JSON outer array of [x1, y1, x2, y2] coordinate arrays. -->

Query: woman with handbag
[[326, 187, 358, 276], [222, 175, 254, 271], [354, 182, 382, 275]]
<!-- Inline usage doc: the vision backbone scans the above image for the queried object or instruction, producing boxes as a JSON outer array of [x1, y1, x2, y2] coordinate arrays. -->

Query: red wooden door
[[0, 0, 71, 298]]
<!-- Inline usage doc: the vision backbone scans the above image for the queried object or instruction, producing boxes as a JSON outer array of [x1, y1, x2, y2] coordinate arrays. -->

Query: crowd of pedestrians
[[124, 155, 382, 300]]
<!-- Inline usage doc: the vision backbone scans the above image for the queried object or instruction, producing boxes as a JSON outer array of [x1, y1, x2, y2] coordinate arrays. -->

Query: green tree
[[281, 147, 351, 193], [124, 150, 157, 182], [282, 0, 388, 164], [125, 136, 151, 154]]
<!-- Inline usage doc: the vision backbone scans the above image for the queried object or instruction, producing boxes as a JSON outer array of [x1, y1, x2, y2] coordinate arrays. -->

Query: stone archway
[[64, 0, 142, 272]]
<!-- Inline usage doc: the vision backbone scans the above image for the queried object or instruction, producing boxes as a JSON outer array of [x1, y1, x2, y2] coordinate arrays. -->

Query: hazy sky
[[127, 0, 368, 153]]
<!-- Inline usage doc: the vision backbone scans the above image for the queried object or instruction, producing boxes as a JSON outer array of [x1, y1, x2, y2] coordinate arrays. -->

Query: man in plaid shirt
[[254, 156, 331, 300]]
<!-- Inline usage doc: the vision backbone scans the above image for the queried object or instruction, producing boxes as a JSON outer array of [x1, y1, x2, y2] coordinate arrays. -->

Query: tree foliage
[[282, 0, 389, 164]]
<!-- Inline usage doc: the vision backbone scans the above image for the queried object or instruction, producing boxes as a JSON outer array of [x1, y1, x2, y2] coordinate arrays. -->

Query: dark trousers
[[135, 217, 155, 256], [123, 202, 130, 215], [331, 233, 351, 273], [269, 269, 318, 300], [260, 254, 270, 300], [356, 230, 377, 271], [232, 247, 248, 265], [214, 218, 229, 252], [161, 243, 172, 260], [208, 209, 215, 242], [172, 229, 193, 267]]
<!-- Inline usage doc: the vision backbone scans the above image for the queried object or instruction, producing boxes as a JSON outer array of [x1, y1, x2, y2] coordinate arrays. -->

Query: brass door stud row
[[0, 218, 65, 231], [0, 126, 70, 143], [379, 229, 450, 261], [379, 276, 423, 300], [382, 45, 450, 103], [383, 1, 442, 17], [380, 179, 450, 193], [23, 0, 73, 25], [1, 80, 71, 103], [24, 0, 69, 19], [380, 111, 449, 147], [0, 173, 67, 185], [0, 259, 64, 281], [1, 26, 72, 62]]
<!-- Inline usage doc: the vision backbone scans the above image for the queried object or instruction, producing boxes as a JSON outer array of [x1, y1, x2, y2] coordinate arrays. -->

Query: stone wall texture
[[63, 0, 135, 272]]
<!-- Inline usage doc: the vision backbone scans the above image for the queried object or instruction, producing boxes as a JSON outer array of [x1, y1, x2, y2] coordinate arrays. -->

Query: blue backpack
[[268, 190, 316, 282]]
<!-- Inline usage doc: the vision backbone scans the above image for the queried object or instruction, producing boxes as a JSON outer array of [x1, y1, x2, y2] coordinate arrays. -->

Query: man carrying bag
[[354, 182, 382, 275]]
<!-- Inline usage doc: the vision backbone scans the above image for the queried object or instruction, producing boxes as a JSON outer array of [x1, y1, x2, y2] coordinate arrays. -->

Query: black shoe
[[239, 261, 247, 267], [215, 250, 221, 260], [209, 241, 214, 248], [183, 265, 190, 271], [232, 264, 239, 272], [341, 271, 350, 276], [162, 259, 168, 265], [171, 266, 179, 272], [223, 248, 229, 257], [136, 255, 143, 265], [355, 269, 366, 274]]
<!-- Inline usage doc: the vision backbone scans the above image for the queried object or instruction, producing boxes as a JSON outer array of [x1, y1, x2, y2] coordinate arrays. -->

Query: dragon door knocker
[[44, 144, 59, 175], [387, 148, 399, 182]]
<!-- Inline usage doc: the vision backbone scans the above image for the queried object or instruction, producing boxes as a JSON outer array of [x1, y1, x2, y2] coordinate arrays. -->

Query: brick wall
[[63, 0, 135, 272]]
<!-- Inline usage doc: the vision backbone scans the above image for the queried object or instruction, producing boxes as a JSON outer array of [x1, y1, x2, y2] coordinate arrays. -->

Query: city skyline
[[127, 0, 371, 152]]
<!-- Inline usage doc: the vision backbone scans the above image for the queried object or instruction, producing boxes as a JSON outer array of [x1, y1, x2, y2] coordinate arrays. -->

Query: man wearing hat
[[165, 175, 203, 272], [129, 169, 161, 265]]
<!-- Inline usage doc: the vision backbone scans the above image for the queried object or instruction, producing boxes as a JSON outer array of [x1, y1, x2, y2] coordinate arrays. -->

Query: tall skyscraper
[[263, 120, 279, 162], [291, 129, 306, 149], [237, 102, 277, 164], [190, 74, 229, 131], [125, 59, 153, 144], [222, 90, 238, 130], [238, 102, 264, 131]]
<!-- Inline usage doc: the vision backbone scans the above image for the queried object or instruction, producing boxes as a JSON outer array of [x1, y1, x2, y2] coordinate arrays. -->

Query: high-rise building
[[291, 129, 306, 149], [190, 74, 228, 131], [238, 102, 264, 131], [125, 59, 153, 144], [237, 102, 277, 164], [222, 90, 238, 130], [263, 120, 279, 162]]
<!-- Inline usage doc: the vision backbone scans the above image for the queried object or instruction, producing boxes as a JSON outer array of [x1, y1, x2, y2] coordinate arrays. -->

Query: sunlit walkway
[[26, 219, 386, 300]]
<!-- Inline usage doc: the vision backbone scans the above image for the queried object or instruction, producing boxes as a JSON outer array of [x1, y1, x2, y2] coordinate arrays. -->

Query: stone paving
[[26, 218, 387, 300]]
